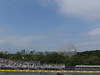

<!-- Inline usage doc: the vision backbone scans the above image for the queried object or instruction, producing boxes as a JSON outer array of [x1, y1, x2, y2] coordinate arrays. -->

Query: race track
[[0, 72, 100, 75]]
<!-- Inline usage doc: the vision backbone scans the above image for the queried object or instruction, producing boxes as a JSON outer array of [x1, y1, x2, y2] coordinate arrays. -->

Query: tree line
[[0, 50, 100, 66]]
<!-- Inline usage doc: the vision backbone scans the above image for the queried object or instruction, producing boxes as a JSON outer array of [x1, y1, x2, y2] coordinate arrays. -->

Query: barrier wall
[[0, 70, 100, 73]]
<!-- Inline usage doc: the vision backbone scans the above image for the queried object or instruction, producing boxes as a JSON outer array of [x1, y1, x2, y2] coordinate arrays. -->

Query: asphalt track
[[0, 72, 100, 75]]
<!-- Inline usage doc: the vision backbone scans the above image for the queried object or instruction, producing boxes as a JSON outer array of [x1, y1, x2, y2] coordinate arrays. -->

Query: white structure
[[57, 43, 77, 56], [75, 65, 100, 71]]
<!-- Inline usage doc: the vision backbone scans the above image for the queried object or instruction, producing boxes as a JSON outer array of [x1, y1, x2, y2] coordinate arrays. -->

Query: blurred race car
[[40, 72, 46, 74], [57, 73, 64, 75]]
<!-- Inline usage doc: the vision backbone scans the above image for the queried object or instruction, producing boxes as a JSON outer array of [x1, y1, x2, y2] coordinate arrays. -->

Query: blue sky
[[0, 0, 100, 53]]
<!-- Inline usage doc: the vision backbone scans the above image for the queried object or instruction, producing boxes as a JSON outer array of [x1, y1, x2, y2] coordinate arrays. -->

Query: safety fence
[[0, 66, 100, 71]]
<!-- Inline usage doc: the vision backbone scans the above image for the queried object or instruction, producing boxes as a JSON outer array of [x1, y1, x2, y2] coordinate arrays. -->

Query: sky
[[0, 0, 100, 53]]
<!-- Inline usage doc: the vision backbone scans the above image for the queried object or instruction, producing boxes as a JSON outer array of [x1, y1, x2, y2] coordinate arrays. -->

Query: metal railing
[[0, 66, 100, 71]]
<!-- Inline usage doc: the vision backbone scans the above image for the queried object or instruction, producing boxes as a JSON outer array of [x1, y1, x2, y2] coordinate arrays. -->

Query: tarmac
[[0, 72, 100, 75]]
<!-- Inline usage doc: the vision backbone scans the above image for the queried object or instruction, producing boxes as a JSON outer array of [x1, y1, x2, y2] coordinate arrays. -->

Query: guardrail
[[0, 67, 100, 71]]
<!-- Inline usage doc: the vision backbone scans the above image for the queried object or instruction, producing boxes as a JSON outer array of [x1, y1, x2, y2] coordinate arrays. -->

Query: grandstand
[[0, 58, 100, 71], [0, 58, 65, 70]]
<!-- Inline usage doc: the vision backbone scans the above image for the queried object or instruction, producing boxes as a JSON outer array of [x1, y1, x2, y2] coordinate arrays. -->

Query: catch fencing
[[0, 66, 100, 71]]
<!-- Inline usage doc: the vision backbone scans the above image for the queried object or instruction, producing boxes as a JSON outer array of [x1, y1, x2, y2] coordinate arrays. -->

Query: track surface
[[0, 72, 100, 75]]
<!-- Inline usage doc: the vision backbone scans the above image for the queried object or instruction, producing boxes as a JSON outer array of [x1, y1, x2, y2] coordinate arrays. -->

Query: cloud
[[75, 40, 100, 51], [76, 40, 100, 46], [80, 27, 100, 36], [77, 26, 100, 51], [56, 32, 64, 37], [86, 28, 100, 35], [0, 35, 47, 47], [39, 0, 100, 21]]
